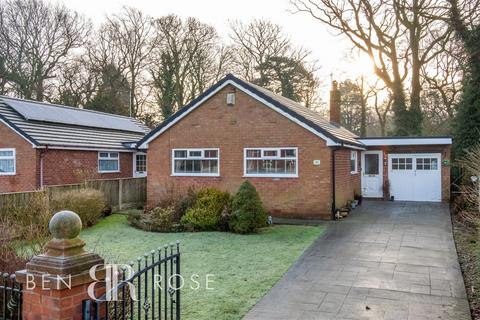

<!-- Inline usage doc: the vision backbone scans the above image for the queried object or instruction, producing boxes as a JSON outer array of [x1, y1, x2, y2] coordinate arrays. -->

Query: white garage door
[[388, 153, 442, 202]]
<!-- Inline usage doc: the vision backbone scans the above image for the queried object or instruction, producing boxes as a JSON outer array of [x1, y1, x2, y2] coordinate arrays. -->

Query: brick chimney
[[329, 80, 341, 124]]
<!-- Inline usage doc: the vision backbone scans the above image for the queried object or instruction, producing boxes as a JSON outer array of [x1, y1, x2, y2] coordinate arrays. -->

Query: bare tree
[[229, 20, 292, 84], [151, 15, 230, 118], [291, 0, 452, 136], [0, 0, 90, 100], [230, 19, 319, 107], [51, 56, 97, 107], [101, 7, 156, 117]]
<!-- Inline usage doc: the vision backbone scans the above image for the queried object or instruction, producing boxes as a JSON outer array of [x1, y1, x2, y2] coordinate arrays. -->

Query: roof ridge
[[0, 95, 141, 122], [228, 75, 356, 134]]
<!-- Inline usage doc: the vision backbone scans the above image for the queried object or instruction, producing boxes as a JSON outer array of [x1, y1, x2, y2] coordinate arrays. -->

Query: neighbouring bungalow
[[137, 74, 452, 220], [0, 96, 149, 193]]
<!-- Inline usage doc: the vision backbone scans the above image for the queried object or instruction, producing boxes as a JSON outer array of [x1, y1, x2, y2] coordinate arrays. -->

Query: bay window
[[244, 147, 298, 177]]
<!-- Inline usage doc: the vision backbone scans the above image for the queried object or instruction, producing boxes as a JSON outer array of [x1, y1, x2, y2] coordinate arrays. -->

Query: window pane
[[246, 150, 261, 158], [431, 158, 438, 170], [175, 160, 186, 172], [109, 153, 119, 158], [189, 150, 202, 157], [209, 160, 218, 173], [281, 149, 296, 158], [246, 159, 259, 173], [286, 160, 296, 173], [99, 152, 109, 158], [0, 159, 14, 173], [365, 154, 379, 174], [263, 150, 277, 157], [0, 150, 13, 157], [136, 154, 146, 172], [204, 150, 218, 158], [174, 150, 187, 158], [99, 159, 118, 171]]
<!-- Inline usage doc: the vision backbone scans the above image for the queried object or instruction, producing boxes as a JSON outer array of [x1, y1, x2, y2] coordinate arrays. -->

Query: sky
[[48, 0, 374, 101]]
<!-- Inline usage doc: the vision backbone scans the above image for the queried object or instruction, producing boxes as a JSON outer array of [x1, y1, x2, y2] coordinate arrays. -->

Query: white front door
[[388, 153, 441, 202], [361, 151, 383, 198], [133, 152, 147, 178]]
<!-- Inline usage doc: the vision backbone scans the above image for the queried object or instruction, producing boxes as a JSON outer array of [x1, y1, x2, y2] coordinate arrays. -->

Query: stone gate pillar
[[16, 210, 105, 320]]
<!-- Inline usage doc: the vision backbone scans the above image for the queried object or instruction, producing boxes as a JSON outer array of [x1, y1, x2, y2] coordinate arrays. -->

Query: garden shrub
[[128, 206, 178, 232], [174, 187, 198, 221], [51, 189, 106, 227], [180, 188, 231, 230], [229, 181, 267, 234], [454, 144, 480, 225]]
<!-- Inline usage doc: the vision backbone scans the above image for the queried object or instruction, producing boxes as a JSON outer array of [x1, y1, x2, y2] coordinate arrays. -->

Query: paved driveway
[[244, 201, 470, 320]]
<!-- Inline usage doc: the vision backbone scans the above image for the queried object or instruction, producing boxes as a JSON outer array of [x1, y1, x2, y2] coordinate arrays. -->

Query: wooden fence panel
[[0, 177, 146, 210], [0, 190, 43, 208], [121, 177, 147, 208]]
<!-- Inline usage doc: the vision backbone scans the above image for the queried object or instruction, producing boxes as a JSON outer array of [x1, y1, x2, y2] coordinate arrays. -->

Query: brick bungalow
[[138, 74, 451, 220], [0, 96, 149, 193]]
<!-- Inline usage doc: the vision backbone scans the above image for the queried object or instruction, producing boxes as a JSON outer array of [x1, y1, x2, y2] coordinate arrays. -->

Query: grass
[[81, 214, 324, 320]]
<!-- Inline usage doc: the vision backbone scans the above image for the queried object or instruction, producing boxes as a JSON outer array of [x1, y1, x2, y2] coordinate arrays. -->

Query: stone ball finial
[[49, 211, 82, 240]]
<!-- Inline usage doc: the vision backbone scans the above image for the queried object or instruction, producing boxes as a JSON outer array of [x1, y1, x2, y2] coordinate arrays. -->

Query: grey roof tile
[[0, 97, 148, 150]]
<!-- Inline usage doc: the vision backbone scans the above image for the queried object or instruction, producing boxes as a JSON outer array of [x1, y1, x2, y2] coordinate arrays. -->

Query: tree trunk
[[360, 76, 367, 137]]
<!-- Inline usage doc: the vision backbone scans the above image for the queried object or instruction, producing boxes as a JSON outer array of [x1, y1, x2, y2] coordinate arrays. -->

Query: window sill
[[0, 173, 16, 176], [243, 174, 298, 179], [171, 173, 220, 177], [99, 171, 120, 174], [351, 171, 359, 175]]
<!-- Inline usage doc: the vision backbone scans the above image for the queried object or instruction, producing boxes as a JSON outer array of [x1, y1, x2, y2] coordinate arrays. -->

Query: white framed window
[[172, 148, 219, 176], [391, 157, 413, 170], [416, 158, 438, 170], [134, 152, 147, 177], [0, 148, 15, 175], [98, 152, 120, 173], [350, 151, 358, 174], [244, 147, 298, 178]]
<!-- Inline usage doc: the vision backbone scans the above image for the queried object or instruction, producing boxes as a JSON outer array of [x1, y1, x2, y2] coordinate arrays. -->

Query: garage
[[359, 136, 452, 203], [388, 153, 442, 202]]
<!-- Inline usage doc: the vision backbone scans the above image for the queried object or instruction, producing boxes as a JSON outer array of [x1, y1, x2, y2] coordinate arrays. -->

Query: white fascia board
[[41, 146, 136, 152], [139, 80, 338, 149], [0, 118, 37, 147], [359, 137, 452, 146], [342, 143, 366, 151]]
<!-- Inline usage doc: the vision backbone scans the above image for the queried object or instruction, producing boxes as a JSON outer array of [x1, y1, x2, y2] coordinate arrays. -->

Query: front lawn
[[81, 214, 324, 320]]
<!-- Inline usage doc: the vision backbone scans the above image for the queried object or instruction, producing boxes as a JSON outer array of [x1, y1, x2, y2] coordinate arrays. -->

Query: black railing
[[83, 242, 181, 320], [0, 273, 22, 320]]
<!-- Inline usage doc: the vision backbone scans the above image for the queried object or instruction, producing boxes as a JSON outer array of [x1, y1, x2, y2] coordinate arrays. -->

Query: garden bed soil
[[452, 213, 480, 319]]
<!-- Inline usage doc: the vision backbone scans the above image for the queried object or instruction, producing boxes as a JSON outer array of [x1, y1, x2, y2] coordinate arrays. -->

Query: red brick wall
[[366, 144, 451, 201], [147, 85, 335, 219], [0, 121, 38, 192], [334, 149, 361, 209], [41, 149, 134, 186]]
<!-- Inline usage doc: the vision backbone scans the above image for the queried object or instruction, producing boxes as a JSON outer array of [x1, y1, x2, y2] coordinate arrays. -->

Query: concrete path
[[244, 201, 471, 320]]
